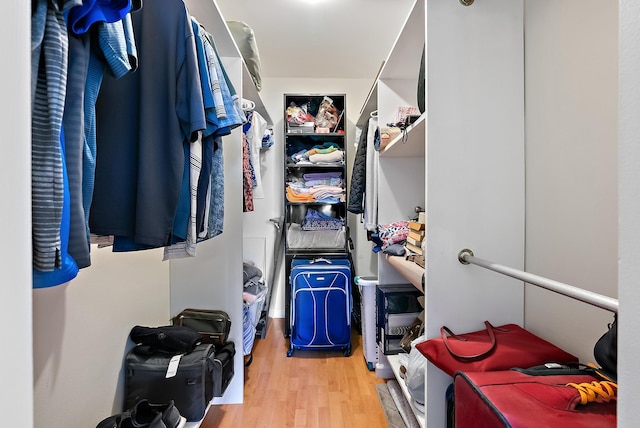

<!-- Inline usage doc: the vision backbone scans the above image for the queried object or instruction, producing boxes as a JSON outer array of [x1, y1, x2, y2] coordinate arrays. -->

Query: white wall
[[168, 25, 247, 402], [618, 0, 640, 424], [523, 0, 619, 362], [424, 1, 526, 426], [33, 249, 170, 427], [2, 1, 32, 427], [254, 77, 378, 318]]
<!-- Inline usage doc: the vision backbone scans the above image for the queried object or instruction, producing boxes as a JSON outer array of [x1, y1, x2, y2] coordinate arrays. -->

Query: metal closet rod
[[457, 249, 619, 313]]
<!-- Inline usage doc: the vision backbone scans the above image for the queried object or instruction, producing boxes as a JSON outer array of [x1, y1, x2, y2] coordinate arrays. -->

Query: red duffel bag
[[415, 321, 578, 377], [454, 369, 616, 427]]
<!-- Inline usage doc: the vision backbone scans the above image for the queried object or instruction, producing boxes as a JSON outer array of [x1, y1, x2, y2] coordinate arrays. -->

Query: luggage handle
[[310, 257, 332, 264]]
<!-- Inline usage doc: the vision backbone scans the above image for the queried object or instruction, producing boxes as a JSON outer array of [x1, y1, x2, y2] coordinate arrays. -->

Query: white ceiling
[[216, 0, 417, 81]]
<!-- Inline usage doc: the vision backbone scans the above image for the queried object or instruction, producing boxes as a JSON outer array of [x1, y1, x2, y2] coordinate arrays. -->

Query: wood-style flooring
[[200, 318, 389, 428]]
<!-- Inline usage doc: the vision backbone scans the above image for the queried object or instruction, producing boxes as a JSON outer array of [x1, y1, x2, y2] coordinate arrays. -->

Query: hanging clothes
[[204, 137, 225, 240], [347, 123, 368, 214], [242, 111, 255, 212], [242, 132, 254, 212], [191, 17, 244, 240], [163, 17, 245, 259], [262, 127, 275, 148], [66, 0, 130, 35], [31, 0, 74, 272], [193, 19, 244, 239], [65, 0, 136, 269], [364, 116, 379, 231], [243, 113, 257, 189], [83, 15, 138, 256], [189, 17, 227, 247], [33, 127, 79, 288], [201, 28, 246, 129], [61, 23, 92, 270], [31, 0, 137, 281], [163, 133, 202, 260], [90, 0, 207, 250], [245, 110, 269, 199]]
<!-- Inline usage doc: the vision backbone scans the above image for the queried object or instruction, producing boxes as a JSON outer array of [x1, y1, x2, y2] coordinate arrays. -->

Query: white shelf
[[379, 0, 425, 81], [387, 354, 426, 428], [356, 62, 384, 128], [386, 254, 424, 292], [379, 113, 426, 158], [242, 65, 272, 125]]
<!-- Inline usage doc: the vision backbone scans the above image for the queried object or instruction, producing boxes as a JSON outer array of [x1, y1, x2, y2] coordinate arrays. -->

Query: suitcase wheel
[[344, 345, 351, 357], [287, 346, 294, 357]]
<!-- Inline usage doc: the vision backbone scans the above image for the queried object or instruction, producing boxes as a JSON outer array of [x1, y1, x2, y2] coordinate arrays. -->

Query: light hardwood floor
[[200, 318, 389, 428]]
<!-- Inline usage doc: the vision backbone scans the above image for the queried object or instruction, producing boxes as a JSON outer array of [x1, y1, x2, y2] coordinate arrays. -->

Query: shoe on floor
[[96, 400, 186, 428], [96, 412, 166, 428], [96, 412, 131, 428], [130, 399, 186, 428]]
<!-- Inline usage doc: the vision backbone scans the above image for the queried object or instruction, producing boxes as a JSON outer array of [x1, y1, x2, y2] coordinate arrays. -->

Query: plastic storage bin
[[355, 276, 378, 370], [376, 283, 423, 355]]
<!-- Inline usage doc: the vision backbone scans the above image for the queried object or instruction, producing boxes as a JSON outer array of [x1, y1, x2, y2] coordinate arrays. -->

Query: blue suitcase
[[287, 258, 352, 357]]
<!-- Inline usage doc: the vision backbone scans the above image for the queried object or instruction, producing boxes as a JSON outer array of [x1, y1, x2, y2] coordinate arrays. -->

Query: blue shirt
[[67, 0, 131, 35], [33, 128, 79, 288], [91, 0, 206, 248]]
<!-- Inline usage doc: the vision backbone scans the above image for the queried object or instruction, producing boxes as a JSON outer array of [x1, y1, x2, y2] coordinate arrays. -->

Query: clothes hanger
[[242, 98, 256, 112]]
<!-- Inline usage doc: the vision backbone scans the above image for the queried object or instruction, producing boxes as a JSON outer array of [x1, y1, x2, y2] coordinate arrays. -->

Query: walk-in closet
[[5, 0, 640, 427]]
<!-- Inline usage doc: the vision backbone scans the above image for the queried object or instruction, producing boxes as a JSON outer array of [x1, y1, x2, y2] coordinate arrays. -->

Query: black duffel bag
[[124, 343, 216, 422], [129, 324, 203, 354]]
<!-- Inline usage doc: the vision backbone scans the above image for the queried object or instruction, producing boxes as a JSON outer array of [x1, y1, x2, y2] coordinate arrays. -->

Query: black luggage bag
[[124, 342, 234, 421], [211, 341, 235, 397], [172, 308, 231, 346]]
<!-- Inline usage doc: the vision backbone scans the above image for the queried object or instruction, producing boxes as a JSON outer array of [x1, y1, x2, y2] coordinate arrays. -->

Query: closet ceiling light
[[300, 0, 332, 4]]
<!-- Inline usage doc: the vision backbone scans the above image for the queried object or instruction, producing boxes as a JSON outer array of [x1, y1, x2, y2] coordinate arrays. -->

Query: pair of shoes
[[131, 400, 186, 428], [96, 412, 130, 428], [96, 400, 186, 428]]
